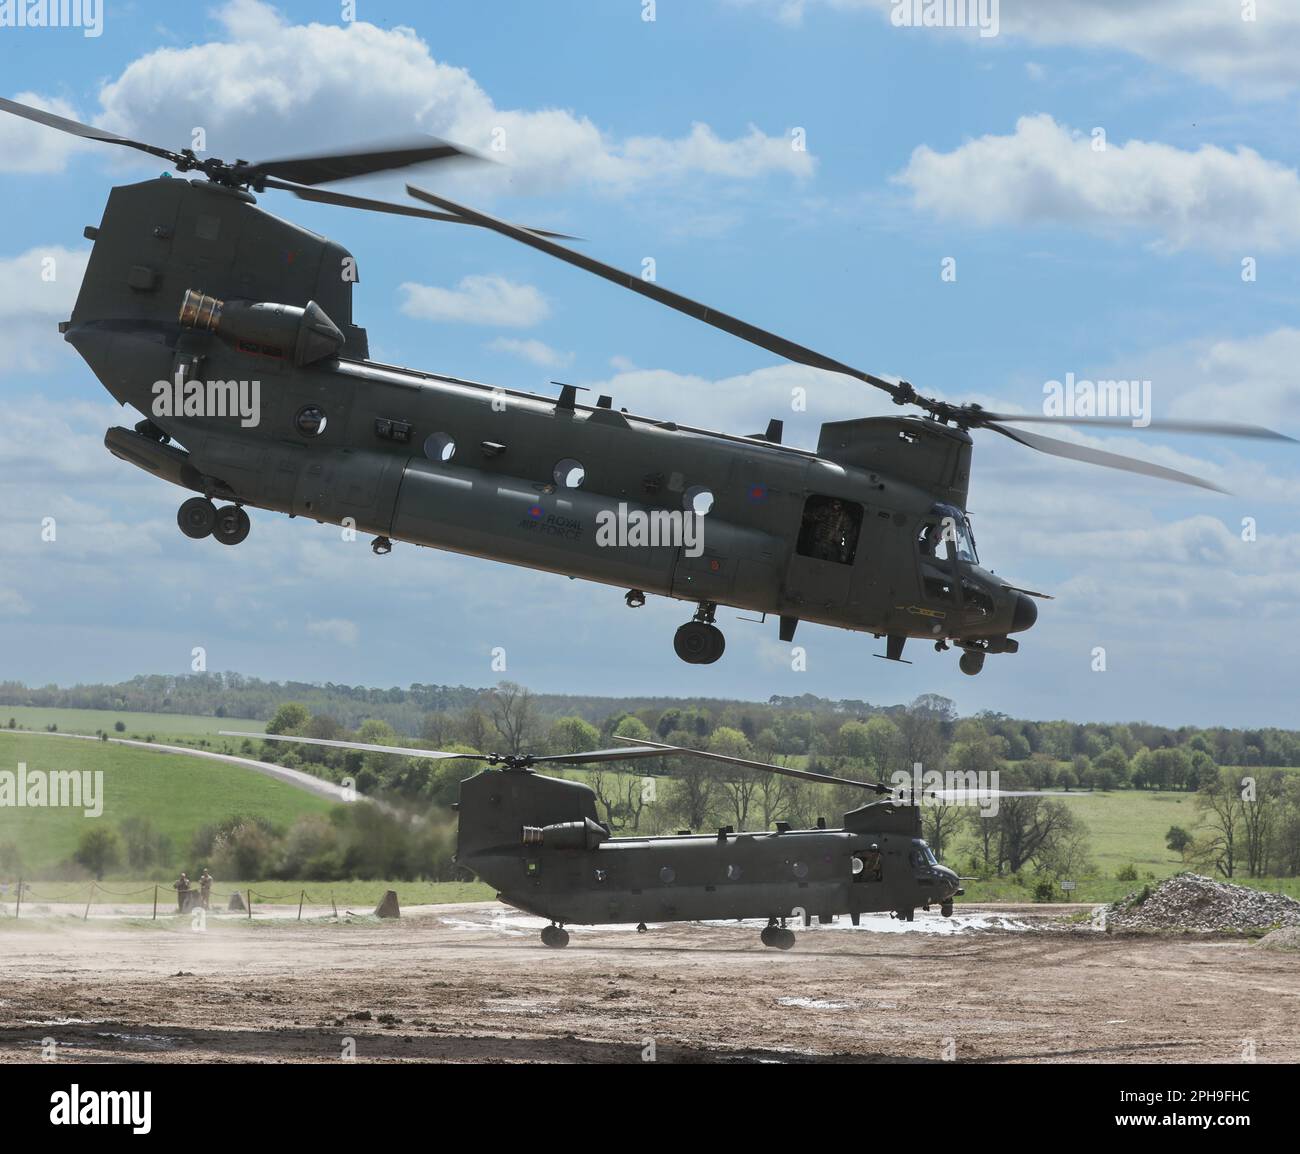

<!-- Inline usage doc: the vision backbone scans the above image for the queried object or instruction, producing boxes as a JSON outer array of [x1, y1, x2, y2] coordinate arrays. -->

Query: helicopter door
[[783, 494, 864, 609]]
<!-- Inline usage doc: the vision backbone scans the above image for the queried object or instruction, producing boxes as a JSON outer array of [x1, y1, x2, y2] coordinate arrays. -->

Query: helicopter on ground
[[235, 727, 1030, 948], [5, 96, 1290, 675]]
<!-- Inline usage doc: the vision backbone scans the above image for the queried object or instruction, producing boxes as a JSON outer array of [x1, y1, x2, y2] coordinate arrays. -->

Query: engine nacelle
[[521, 818, 610, 851], [179, 289, 345, 366]]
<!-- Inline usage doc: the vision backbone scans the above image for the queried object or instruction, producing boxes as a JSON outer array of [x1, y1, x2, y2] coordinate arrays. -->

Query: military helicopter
[[7, 96, 1290, 675], [234, 727, 1003, 949]]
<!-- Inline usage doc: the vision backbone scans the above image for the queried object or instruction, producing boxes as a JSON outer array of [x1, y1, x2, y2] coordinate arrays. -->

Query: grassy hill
[[0, 730, 330, 875]]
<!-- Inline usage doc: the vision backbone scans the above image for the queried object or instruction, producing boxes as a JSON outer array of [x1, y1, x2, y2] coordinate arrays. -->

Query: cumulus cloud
[[731, 1, 1300, 98], [487, 338, 574, 369], [8, 0, 807, 197], [0, 93, 91, 174], [893, 114, 1300, 254], [0, 246, 90, 371], [399, 275, 549, 327]]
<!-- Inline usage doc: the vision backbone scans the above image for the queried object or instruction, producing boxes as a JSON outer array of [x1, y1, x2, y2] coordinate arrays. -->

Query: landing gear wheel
[[774, 928, 796, 950], [177, 497, 216, 539], [959, 650, 986, 676], [540, 924, 569, 948], [941, 900, 953, 918], [212, 505, 250, 546], [673, 621, 725, 664], [760, 924, 778, 948]]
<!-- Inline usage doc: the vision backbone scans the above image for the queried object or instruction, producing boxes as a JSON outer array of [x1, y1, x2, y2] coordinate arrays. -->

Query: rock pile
[[1105, 872, 1300, 934], [1257, 926, 1300, 951]]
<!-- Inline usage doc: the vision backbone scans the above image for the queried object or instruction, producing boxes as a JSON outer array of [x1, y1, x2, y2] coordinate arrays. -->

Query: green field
[[0, 706, 263, 738], [0, 730, 331, 873]]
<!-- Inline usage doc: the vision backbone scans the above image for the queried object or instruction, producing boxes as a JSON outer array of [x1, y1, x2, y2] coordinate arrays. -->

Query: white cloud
[[731, 1, 1300, 98], [54, 0, 810, 197], [893, 114, 1300, 253], [0, 93, 91, 174], [0, 246, 90, 371], [399, 275, 550, 327], [487, 338, 573, 369]]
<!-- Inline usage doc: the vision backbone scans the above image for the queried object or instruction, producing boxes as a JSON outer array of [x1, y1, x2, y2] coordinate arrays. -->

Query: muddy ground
[[0, 902, 1295, 1063]]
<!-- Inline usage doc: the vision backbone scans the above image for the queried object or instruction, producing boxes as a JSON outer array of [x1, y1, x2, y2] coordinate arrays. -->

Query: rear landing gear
[[540, 924, 570, 948], [959, 650, 985, 676], [760, 920, 796, 950], [212, 504, 250, 546], [178, 497, 250, 545], [177, 496, 216, 539], [674, 602, 725, 664]]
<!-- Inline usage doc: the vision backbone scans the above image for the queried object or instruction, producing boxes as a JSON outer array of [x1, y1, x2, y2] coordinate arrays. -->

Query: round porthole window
[[683, 485, 714, 515], [792, 861, 809, 879], [423, 432, 456, 462], [659, 866, 675, 884], [295, 405, 327, 437], [726, 864, 742, 881], [553, 458, 585, 488]]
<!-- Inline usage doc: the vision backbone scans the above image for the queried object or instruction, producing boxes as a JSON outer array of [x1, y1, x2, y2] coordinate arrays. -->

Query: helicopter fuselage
[[67, 175, 1036, 668]]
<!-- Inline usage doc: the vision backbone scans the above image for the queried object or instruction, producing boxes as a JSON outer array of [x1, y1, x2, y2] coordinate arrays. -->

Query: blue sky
[[1, 0, 1298, 726]]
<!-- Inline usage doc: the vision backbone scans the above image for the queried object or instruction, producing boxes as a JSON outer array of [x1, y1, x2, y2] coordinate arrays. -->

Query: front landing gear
[[760, 919, 796, 950], [959, 650, 985, 676], [540, 923, 570, 948], [674, 602, 725, 665], [212, 504, 250, 546]]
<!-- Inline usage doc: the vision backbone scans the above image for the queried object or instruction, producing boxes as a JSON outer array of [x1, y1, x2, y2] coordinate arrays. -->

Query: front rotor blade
[[987, 422, 1226, 492], [613, 736, 888, 791], [916, 788, 1083, 801], [407, 183, 915, 406], [0, 95, 181, 165], [263, 178, 580, 239], [978, 411, 1294, 442], [249, 137, 475, 187], [220, 731, 489, 761]]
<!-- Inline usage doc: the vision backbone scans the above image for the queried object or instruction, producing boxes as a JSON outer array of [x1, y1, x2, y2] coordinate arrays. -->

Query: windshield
[[930, 503, 979, 565]]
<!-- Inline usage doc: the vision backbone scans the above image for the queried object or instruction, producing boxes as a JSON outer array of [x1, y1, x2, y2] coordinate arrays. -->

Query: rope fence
[[1, 879, 350, 921]]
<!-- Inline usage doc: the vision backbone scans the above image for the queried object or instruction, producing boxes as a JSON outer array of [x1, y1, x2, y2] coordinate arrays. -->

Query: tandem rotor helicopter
[[231, 727, 1060, 949], [6, 96, 1290, 675]]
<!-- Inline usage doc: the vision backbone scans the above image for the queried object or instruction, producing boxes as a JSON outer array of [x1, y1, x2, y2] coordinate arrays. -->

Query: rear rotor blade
[[614, 736, 889, 792], [987, 422, 1226, 492], [263, 177, 580, 239], [977, 411, 1294, 442], [247, 137, 476, 187], [0, 95, 182, 165], [407, 183, 916, 407], [534, 745, 683, 765], [220, 731, 489, 761]]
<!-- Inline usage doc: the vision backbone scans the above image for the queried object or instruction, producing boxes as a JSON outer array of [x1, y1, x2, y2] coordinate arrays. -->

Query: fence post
[[297, 890, 304, 921], [15, 877, 21, 919], [83, 883, 95, 921], [331, 891, 337, 919], [246, 889, 252, 920], [152, 884, 158, 920]]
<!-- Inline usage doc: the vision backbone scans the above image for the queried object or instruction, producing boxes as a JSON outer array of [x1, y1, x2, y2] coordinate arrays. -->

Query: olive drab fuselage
[[454, 768, 961, 928], [67, 176, 1038, 661]]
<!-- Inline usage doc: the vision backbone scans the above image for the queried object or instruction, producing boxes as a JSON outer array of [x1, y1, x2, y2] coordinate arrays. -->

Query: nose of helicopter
[[1011, 592, 1037, 633]]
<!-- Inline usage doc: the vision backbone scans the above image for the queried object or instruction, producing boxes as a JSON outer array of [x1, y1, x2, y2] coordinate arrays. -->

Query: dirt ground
[[1, 902, 1295, 1064]]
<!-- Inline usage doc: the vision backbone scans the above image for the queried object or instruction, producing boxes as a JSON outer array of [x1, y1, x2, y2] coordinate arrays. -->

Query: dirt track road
[[1, 903, 1295, 1063]]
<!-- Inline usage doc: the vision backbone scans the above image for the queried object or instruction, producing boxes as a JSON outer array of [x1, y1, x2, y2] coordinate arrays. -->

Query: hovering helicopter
[[233, 728, 1031, 949], [6, 96, 1290, 675]]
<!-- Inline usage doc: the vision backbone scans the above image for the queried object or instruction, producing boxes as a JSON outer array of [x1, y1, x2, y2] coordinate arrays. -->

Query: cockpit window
[[911, 841, 939, 868], [929, 503, 978, 565]]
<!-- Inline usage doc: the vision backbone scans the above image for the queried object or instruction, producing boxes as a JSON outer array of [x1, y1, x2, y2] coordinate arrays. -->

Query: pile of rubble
[[1257, 926, 1300, 951], [1105, 872, 1300, 934]]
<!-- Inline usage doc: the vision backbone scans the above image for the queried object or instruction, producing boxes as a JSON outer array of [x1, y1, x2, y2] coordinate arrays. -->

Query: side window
[[796, 495, 864, 565]]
